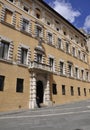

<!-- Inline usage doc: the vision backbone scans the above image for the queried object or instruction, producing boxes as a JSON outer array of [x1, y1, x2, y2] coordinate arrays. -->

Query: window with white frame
[[68, 64, 73, 77], [82, 53, 85, 61], [0, 41, 9, 60], [78, 50, 81, 59], [22, 19, 29, 32], [21, 48, 28, 65], [72, 47, 76, 57], [49, 57, 54, 71], [60, 61, 64, 75], [75, 67, 79, 79], [58, 38, 62, 49], [37, 53, 42, 63], [36, 26, 42, 37], [81, 69, 84, 80], [48, 32, 52, 44], [66, 42, 70, 53]]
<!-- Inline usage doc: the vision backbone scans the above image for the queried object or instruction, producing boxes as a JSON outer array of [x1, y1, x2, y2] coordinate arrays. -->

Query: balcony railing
[[29, 61, 53, 73]]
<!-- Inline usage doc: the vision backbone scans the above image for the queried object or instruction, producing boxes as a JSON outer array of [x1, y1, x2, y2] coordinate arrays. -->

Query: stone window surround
[[18, 43, 31, 66], [0, 35, 13, 61]]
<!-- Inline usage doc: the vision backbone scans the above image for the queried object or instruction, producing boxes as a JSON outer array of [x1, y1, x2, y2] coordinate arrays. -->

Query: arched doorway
[[36, 80, 44, 103]]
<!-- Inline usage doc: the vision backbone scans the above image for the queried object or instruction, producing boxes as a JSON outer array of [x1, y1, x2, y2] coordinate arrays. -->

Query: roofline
[[39, 0, 86, 37]]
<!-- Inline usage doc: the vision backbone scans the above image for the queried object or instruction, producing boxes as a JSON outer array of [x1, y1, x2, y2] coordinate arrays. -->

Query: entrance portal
[[36, 80, 44, 103]]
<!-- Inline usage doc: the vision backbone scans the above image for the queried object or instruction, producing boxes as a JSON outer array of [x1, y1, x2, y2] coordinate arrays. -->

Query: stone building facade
[[0, 0, 90, 111]]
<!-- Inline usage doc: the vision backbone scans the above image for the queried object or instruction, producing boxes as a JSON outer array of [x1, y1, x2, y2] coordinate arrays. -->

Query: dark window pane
[[0, 75, 5, 91], [71, 86, 74, 96], [21, 48, 27, 64], [16, 78, 24, 93], [62, 85, 65, 95], [78, 87, 80, 96], [52, 84, 57, 95]]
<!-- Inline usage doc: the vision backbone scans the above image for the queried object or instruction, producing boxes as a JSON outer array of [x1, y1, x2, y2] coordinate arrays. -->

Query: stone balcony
[[29, 61, 53, 73]]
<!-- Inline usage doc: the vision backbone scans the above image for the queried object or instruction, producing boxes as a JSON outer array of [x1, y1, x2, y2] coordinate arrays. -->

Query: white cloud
[[49, 0, 81, 23], [83, 15, 90, 33]]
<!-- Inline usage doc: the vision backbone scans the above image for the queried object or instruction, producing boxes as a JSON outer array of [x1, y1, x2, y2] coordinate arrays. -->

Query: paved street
[[0, 100, 90, 130]]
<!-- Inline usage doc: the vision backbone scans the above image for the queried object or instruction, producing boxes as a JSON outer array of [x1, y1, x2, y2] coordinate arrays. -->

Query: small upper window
[[23, 6, 29, 13], [47, 21, 50, 26], [8, 0, 13, 2], [22, 19, 29, 32], [48, 33, 52, 44], [36, 13, 40, 19]]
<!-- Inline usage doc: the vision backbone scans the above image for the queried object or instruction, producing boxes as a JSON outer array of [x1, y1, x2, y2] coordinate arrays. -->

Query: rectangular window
[[52, 84, 57, 95], [5, 9, 13, 24], [16, 78, 24, 93], [68, 64, 72, 77], [66, 42, 69, 53], [8, 0, 13, 2], [49, 58, 54, 71], [78, 50, 81, 59], [36, 26, 42, 37], [37, 53, 42, 63], [75, 67, 79, 78], [62, 85, 65, 95], [0, 75, 5, 91], [84, 88, 86, 96], [58, 38, 61, 49], [81, 70, 84, 80], [22, 19, 29, 32], [70, 86, 74, 96], [77, 87, 80, 96], [23, 6, 29, 13], [72, 47, 75, 56], [0, 41, 9, 60], [83, 54, 85, 61], [21, 48, 27, 65], [86, 72, 89, 80], [48, 33, 52, 44], [60, 61, 64, 75]]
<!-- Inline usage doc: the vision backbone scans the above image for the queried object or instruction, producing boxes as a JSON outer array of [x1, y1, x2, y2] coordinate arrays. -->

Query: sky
[[44, 0, 90, 33]]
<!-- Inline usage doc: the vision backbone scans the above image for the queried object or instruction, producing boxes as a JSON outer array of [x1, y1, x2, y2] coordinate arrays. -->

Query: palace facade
[[0, 0, 90, 111]]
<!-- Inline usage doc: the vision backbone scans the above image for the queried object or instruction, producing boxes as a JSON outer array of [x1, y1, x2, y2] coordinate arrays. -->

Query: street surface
[[0, 100, 90, 130]]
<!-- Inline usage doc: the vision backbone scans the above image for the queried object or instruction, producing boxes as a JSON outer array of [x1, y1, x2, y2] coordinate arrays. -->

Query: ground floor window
[[52, 83, 57, 95], [0, 75, 5, 91], [16, 78, 24, 93], [77, 87, 81, 96], [62, 85, 66, 95], [70, 86, 74, 96]]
